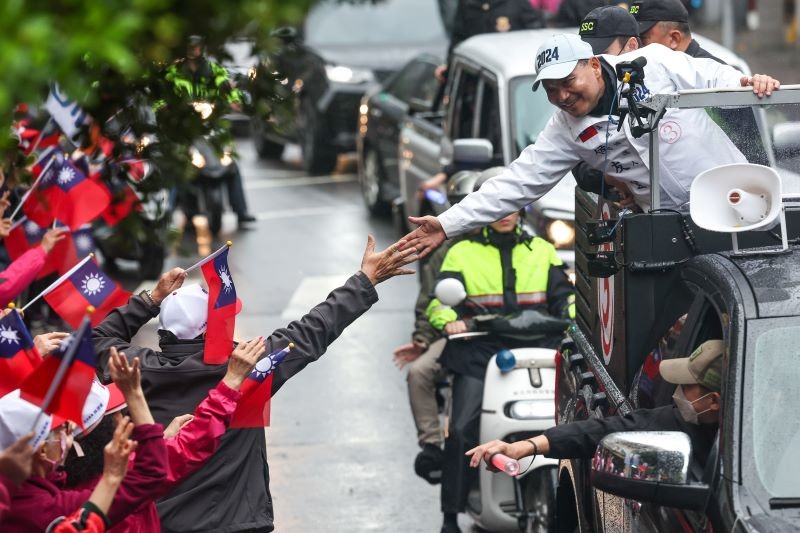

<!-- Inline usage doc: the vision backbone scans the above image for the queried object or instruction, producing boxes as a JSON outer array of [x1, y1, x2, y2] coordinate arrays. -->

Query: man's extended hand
[[151, 268, 187, 305], [360, 234, 417, 285], [740, 73, 780, 98], [391, 341, 426, 369], [402, 215, 445, 259]]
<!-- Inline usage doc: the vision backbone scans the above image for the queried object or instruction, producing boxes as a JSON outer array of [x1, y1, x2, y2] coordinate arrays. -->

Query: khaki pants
[[407, 338, 447, 447]]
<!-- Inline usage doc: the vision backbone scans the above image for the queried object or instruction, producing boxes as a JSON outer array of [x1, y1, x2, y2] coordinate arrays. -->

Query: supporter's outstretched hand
[[89, 413, 137, 514], [0, 218, 12, 240], [391, 341, 426, 369], [403, 216, 445, 259], [0, 433, 34, 486], [109, 347, 154, 425], [360, 234, 417, 285], [40, 228, 67, 253], [164, 414, 194, 439], [151, 268, 187, 305], [34, 331, 69, 357], [223, 337, 267, 391]]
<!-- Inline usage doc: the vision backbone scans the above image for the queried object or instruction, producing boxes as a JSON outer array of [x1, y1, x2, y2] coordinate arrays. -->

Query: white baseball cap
[[73, 380, 127, 438], [0, 389, 53, 451], [532, 33, 594, 91], [158, 284, 209, 340]]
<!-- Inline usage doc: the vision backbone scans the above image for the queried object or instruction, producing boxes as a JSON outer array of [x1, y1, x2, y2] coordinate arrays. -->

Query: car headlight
[[507, 400, 553, 420], [547, 219, 575, 249], [190, 147, 206, 169], [325, 64, 374, 84]]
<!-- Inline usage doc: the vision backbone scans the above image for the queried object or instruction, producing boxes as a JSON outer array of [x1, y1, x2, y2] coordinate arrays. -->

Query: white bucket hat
[[0, 389, 53, 451], [158, 284, 209, 340], [73, 380, 127, 438]]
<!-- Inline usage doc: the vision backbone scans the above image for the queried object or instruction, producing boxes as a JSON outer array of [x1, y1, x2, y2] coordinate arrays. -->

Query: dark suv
[[251, 0, 448, 174]]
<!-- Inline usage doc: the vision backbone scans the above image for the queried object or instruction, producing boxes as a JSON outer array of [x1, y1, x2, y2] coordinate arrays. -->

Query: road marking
[[281, 275, 351, 319], [245, 174, 357, 190], [254, 205, 362, 221]]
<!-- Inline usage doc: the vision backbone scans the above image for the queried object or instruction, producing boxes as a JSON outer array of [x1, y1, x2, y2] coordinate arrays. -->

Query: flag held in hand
[[230, 343, 293, 428], [20, 314, 96, 428], [0, 309, 43, 397]]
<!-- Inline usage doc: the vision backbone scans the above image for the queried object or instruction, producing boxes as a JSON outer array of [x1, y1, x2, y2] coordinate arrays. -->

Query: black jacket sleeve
[[92, 294, 161, 373], [543, 405, 680, 459], [546, 265, 574, 319], [267, 271, 378, 395]]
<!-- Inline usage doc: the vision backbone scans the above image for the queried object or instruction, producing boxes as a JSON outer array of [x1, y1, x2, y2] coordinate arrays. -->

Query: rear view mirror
[[773, 122, 800, 157], [435, 278, 467, 306], [452, 139, 493, 166], [590, 431, 711, 511]]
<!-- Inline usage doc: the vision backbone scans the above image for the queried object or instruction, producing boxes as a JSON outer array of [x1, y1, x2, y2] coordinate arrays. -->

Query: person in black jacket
[[436, 0, 545, 81], [91, 235, 417, 533], [466, 339, 724, 473]]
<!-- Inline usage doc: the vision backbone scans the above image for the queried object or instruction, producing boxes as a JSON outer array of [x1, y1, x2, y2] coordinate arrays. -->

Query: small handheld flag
[[0, 309, 43, 397], [230, 343, 294, 428], [21, 312, 97, 428]]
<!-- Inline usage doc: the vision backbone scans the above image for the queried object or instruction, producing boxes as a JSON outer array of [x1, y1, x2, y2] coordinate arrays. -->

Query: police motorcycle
[[555, 55, 800, 532], [183, 100, 238, 238], [435, 278, 570, 533]]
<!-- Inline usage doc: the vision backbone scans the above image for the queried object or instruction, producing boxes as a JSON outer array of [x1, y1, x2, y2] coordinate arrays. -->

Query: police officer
[[403, 33, 780, 257], [630, 0, 722, 61], [437, 0, 545, 81], [467, 340, 725, 473], [428, 169, 575, 533]]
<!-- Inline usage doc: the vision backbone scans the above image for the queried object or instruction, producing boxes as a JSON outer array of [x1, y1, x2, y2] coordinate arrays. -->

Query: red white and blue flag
[[49, 156, 111, 230], [200, 246, 239, 364], [43, 258, 130, 328], [230, 343, 293, 428], [5, 218, 58, 279], [0, 310, 42, 397], [20, 315, 96, 428], [54, 224, 96, 275]]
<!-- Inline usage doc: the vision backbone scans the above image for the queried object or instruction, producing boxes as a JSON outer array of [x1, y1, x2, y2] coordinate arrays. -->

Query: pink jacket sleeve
[[0, 473, 17, 523], [106, 423, 167, 526], [159, 381, 241, 497], [0, 246, 46, 307]]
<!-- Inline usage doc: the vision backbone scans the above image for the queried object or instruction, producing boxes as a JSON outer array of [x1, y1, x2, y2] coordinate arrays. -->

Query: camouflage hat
[[659, 339, 724, 393]]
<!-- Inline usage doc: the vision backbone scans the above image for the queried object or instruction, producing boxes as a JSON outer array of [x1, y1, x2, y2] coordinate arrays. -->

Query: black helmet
[[446, 170, 481, 204], [473, 166, 506, 192], [187, 35, 206, 58]]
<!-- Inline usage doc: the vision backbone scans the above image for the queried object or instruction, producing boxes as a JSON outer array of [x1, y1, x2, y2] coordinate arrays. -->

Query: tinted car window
[[452, 69, 480, 139], [510, 76, 556, 157], [477, 79, 502, 160], [305, 0, 447, 46], [389, 61, 438, 106]]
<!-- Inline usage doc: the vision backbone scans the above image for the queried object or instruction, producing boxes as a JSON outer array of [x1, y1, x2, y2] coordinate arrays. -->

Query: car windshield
[[750, 325, 800, 497], [305, 0, 446, 47], [510, 76, 556, 157]]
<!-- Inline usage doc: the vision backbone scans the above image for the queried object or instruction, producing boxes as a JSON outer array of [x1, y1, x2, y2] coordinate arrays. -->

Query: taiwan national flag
[[230, 343, 293, 428], [4, 218, 58, 279], [22, 148, 64, 228], [201, 247, 240, 364], [20, 316, 96, 428], [44, 259, 130, 328], [102, 180, 141, 226], [0, 310, 42, 397], [50, 157, 111, 230], [54, 225, 96, 275]]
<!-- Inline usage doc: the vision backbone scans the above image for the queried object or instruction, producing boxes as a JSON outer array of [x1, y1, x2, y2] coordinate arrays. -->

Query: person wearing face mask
[[402, 33, 781, 257], [465, 339, 724, 475]]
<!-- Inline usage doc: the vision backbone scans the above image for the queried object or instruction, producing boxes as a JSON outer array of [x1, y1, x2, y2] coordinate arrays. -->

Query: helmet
[[187, 35, 206, 58], [446, 170, 481, 204], [473, 166, 506, 192]]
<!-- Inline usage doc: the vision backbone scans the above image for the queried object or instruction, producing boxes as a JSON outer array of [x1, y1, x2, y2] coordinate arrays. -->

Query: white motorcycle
[[436, 279, 565, 533]]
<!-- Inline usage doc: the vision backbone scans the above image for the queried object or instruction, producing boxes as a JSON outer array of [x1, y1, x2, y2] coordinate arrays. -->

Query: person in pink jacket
[[63, 338, 266, 532], [0, 219, 66, 307], [2, 347, 168, 532]]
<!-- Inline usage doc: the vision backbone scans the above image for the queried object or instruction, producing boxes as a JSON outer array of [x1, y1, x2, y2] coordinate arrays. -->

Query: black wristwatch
[[140, 289, 158, 308]]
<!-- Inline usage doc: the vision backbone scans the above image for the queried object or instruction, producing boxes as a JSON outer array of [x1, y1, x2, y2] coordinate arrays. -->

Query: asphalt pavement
[[128, 140, 452, 532]]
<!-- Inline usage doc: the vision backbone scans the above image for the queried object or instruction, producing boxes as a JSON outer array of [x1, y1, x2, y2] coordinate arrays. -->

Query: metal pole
[[649, 132, 660, 211], [722, 0, 735, 52]]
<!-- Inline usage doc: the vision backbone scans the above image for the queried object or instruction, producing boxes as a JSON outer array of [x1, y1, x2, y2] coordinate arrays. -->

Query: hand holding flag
[[0, 307, 43, 397], [221, 337, 267, 391], [230, 343, 294, 428]]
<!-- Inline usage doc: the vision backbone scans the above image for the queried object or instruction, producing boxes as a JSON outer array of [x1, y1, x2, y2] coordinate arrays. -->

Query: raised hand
[[222, 337, 267, 391], [108, 347, 154, 425], [103, 413, 137, 482], [151, 268, 188, 305], [402, 215, 446, 259], [359, 234, 417, 285], [40, 228, 67, 253]]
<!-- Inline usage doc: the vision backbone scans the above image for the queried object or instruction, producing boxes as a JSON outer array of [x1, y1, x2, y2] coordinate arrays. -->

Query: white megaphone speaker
[[690, 163, 787, 254]]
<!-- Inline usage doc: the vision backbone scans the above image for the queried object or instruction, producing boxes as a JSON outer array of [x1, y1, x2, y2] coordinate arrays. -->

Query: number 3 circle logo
[[659, 121, 682, 144]]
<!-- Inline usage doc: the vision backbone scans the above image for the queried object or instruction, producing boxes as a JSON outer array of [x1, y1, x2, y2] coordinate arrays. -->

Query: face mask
[[43, 430, 69, 472], [672, 385, 713, 425]]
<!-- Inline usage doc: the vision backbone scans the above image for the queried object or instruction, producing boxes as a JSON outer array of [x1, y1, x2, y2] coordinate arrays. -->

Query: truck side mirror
[[590, 431, 711, 511], [452, 139, 493, 166], [773, 122, 800, 157], [435, 278, 467, 306]]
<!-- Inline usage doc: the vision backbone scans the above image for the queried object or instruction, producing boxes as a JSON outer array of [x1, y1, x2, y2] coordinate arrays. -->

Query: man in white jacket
[[403, 33, 780, 257]]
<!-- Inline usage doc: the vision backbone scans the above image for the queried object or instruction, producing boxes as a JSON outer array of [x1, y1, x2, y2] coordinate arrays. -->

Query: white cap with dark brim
[[532, 33, 594, 91]]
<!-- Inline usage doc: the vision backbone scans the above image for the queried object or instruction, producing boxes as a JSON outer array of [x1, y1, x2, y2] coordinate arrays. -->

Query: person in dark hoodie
[[92, 234, 417, 533]]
